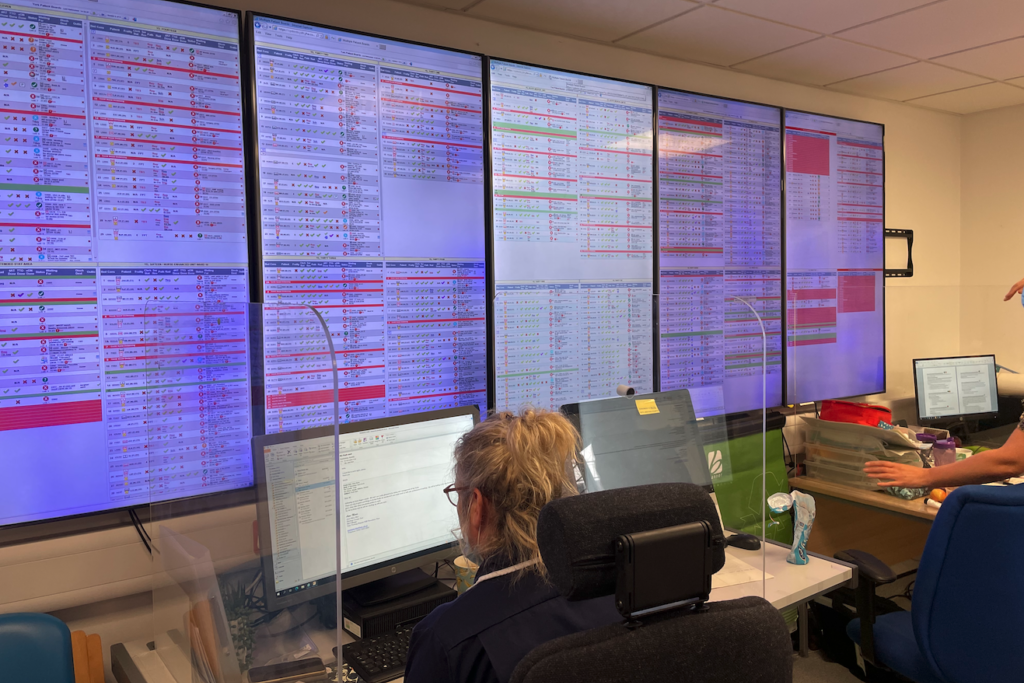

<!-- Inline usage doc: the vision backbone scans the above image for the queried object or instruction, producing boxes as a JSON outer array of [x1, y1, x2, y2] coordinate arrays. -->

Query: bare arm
[[864, 428, 1024, 488], [1005, 277, 1024, 301]]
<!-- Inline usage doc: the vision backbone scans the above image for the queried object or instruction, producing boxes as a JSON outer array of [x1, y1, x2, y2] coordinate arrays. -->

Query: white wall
[[961, 105, 1024, 373], [0, 2, 965, 680]]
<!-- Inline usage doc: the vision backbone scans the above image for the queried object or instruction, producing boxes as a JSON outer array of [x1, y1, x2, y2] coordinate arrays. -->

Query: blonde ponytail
[[453, 408, 579, 577]]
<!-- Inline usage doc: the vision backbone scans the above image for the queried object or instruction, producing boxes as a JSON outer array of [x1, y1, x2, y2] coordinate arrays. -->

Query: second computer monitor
[[254, 406, 478, 612], [914, 355, 999, 422], [561, 390, 712, 494]]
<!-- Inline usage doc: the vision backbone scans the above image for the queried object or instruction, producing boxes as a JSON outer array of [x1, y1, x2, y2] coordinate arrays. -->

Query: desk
[[789, 476, 937, 566], [112, 546, 854, 682]]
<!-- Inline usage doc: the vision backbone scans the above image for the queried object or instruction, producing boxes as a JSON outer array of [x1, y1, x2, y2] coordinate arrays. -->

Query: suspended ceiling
[[397, 0, 1024, 115]]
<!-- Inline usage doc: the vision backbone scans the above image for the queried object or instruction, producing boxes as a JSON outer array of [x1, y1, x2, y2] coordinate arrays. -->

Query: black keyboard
[[340, 626, 414, 683]]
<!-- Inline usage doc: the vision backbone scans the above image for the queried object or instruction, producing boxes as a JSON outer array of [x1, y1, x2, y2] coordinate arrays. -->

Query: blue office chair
[[0, 612, 76, 683], [844, 484, 1024, 682]]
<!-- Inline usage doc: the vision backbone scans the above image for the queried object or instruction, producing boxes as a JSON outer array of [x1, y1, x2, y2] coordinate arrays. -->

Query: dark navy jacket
[[404, 556, 620, 683]]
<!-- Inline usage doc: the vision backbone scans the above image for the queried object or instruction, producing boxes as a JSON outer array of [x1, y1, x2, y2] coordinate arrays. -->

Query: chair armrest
[[834, 550, 897, 586], [833, 550, 897, 668]]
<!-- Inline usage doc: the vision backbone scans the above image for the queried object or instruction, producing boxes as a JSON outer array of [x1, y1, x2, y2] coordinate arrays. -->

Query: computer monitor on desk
[[561, 390, 713, 494], [914, 355, 999, 423], [253, 406, 478, 612]]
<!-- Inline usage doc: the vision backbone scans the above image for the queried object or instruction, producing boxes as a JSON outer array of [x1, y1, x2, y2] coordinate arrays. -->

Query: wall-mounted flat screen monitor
[[490, 59, 655, 411], [784, 110, 884, 404], [250, 15, 488, 433], [0, 0, 251, 527], [657, 89, 783, 417]]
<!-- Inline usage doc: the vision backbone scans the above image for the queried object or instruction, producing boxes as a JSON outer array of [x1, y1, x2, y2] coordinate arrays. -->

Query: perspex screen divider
[[142, 302, 339, 681]]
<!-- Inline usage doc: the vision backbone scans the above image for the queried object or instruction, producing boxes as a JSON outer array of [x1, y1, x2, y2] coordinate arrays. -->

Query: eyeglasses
[[443, 484, 469, 507]]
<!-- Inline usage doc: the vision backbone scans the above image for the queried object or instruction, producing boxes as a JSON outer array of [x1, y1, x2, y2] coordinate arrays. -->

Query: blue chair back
[[912, 484, 1024, 683], [0, 612, 75, 683]]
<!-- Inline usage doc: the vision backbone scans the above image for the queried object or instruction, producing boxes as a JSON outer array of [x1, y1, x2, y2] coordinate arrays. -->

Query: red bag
[[820, 399, 892, 428]]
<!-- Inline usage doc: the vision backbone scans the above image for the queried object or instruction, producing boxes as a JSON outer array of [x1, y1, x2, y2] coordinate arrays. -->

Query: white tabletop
[[712, 541, 854, 611]]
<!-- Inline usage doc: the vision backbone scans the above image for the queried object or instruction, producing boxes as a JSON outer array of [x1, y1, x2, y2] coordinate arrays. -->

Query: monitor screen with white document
[[914, 355, 999, 422], [253, 406, 477, 611]]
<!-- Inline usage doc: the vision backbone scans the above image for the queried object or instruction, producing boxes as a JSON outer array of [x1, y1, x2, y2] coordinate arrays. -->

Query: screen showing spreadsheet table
[[657, 90, 782, 417], [784, 111, 884, 404], [0, 0, 252, 526], [251, 16, 487, 432], [490, 60, 654, 411]]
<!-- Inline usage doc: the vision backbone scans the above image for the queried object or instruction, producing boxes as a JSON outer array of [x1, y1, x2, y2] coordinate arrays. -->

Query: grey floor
[[793, 651, 862, 683], [793, 559, 917, 682]]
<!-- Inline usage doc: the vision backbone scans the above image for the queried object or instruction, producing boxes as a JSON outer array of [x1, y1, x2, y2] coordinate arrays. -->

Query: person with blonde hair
[[404, 408, 620, 683]]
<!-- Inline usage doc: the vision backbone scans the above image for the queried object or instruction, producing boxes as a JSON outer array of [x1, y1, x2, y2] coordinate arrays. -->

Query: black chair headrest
[[537, 483, 726, 601]]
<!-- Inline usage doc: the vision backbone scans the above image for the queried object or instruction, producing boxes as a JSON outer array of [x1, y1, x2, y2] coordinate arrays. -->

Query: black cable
[[781, 431, 794, 468], [128, 508, 153, 555], [129, 507, 153, 541], [814, 402, 820, 420]]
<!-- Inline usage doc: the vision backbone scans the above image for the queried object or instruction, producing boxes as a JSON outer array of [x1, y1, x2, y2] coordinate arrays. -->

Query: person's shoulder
[[415, 573, 557, 647], [414, 584, 496, 648]]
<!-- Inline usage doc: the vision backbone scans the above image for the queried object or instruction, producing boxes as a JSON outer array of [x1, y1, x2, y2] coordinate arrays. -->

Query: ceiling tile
[[616, 5, 817, 66], [838, 0, 1024, 59], [735, 37, 914, 86], [934, 37, 1024, 80], [908, 82, 1024, 114], [828, 62, 990, 101], [715, 0, 934, 35], [466, 0, 698, 42]]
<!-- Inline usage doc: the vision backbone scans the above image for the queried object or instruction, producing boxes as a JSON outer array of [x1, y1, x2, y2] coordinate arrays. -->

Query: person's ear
[[468, 488, 486, 533]]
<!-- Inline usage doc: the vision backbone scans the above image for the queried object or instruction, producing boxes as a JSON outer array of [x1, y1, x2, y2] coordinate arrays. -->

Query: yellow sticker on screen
[[635, 399, 659, 415]]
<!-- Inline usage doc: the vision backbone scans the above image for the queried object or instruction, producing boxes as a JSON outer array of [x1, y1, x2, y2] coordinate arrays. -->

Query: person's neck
[[476, 552, 514, 579]]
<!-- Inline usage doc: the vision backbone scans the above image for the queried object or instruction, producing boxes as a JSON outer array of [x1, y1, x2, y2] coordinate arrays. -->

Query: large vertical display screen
[[490, 60, 654, 411], [0, 0, 251, 526], [251, 16, 487, 432], [657, 89, 782, 416], [785, 111, 884, 403]]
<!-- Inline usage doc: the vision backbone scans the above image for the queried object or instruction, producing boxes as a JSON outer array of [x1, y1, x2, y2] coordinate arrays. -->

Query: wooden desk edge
[[789, 476, 938, 521]]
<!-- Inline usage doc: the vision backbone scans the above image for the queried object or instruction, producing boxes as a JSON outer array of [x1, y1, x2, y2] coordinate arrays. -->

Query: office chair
[[510, 483, 793, 683], [0, 612, 76, 683], [843, 484, 1024, 683]]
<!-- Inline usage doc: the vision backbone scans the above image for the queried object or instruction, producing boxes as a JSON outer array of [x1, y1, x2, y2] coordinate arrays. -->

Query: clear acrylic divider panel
[[143, 302, 341, 682], [572, 387, 768, 597]]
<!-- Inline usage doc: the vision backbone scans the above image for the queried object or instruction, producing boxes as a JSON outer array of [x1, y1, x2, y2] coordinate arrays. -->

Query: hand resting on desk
[[863, 461, 931, 489], [865, 426, 1024, 488]]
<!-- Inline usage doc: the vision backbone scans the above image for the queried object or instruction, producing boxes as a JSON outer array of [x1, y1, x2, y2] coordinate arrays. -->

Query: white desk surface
[[123, 544, 854, 682], [712, 541, 854, 611]]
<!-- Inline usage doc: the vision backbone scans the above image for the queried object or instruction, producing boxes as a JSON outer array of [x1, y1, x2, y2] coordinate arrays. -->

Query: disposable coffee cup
[[453, 555, 479, 595]]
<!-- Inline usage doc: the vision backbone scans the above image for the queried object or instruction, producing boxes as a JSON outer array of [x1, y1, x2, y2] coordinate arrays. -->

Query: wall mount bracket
[[884, 229, 913, 278]]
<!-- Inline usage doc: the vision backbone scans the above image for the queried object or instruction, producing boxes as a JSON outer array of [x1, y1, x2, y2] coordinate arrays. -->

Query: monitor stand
[[346, 568, 437, 608]]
